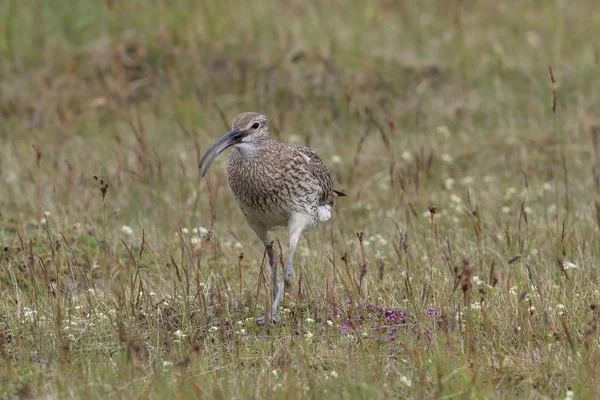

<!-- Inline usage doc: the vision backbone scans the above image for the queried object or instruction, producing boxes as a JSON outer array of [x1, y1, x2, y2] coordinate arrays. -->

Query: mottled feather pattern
[[227, 139, 337, 229]]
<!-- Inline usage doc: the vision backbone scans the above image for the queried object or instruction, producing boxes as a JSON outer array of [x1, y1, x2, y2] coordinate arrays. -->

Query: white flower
[[400, 376, 412, 387], [330, 371, 339, 378], [121, 225, 134, 235], [305, 317, 314, 323], [444, 178, 455, 190], [441, 153, 454, 163], [471, 303, 481, 310], [209, 326, 218, 332], [401, 151, 413, 162], [173, 330, 186, 339], [162, 360, 173, 368], [190, 237, 201, 245], [565, 390, 574, 400], [471, 276, 484, 286], [326, 320, 333, 326], [304, 331, 314, 340], [181, 227, 189, 234], [450, 194, 462, 204], [331, 155, 342, 164], [272, 370, 278, 377], [193, 226, 209, 235], [504, 187, 517, 200], [502, 207, 510, 214], [543, 182, 553, 192], [563, 261, 578, 270]]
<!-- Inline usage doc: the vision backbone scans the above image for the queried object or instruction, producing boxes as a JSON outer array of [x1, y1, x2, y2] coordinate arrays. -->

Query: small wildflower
[[563, 261, 578, 270], [502, 206, 510, 214], [121, 225, 134, 235], [441, 153, 454, 163], [504, 187, 517, 200], [400, 376, 412, 387], [331, 155, 343, 164], [450, 194, 462, 204], [162, 360, 173, 368], [173, 330, 186, 339], [305, 317, 314, 323], [326, 320, 333, 326], [444, 178, 455, 190], [565, 390, 574, 400], [401, 151, 413, 162], [304, 331, 314, 340], [193, 226, 209, 235], [330, 371, 339, 378], [272, 370, 278, 377], [209, 326, 219, 332]]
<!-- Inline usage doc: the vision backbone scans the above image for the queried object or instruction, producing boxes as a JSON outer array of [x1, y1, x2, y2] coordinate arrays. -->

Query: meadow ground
[[1, 0, 599, 398]]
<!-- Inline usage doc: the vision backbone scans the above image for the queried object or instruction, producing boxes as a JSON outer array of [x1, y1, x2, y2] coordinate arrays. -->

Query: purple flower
[[426, 307, 439, 318], [341, 322, 350, 334]]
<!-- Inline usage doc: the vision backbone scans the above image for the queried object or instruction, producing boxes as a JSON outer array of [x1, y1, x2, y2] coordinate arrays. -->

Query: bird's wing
[[288, 144, 336, 206]]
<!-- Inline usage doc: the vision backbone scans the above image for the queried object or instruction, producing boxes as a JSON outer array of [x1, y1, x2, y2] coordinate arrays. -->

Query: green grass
[[1, 0, 599, 398]]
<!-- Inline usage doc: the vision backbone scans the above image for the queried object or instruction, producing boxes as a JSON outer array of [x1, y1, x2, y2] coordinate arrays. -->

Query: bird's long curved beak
[[199, 128, 244, 177]]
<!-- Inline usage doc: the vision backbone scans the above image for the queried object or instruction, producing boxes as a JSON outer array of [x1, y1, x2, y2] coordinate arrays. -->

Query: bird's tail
[[334, 190, 346, 197]]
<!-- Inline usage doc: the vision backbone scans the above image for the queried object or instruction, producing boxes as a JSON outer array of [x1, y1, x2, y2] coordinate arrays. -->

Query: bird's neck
[[232, 139, 272, 160]]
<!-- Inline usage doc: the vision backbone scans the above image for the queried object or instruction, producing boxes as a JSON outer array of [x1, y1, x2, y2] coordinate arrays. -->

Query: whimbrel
[[199, 112, 345, 324]]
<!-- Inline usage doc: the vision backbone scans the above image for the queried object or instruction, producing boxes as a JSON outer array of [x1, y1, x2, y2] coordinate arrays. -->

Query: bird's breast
[[226, 152, 292, 227]]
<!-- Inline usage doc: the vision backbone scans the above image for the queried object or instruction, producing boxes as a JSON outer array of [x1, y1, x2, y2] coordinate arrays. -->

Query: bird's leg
[[271, 213, 309, 316], [247, 222, 280, 326], [265, 241, 278, 301]]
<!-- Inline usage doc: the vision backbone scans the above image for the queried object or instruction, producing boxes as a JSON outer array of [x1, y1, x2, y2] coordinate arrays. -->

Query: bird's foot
[[256, 313, 281, 327]]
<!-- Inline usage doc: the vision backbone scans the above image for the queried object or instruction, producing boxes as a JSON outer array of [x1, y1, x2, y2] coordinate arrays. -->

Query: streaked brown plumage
[[199, 112, 344, 324]]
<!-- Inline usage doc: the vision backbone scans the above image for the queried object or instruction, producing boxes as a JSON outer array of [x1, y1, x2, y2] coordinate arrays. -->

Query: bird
[[199, 112, 345, 325]]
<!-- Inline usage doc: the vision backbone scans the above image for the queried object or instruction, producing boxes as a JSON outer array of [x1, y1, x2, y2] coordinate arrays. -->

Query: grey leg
[[248, 222, 280, 326], [271, 213, 310, 316], [265, 242, 278, 301]]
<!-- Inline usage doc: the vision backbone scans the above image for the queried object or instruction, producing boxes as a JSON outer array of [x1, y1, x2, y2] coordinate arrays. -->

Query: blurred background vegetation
[[1, 0, 599, 398]]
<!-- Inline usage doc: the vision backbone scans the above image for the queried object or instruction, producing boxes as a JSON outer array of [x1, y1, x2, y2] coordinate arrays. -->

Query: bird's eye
[[252, 122, 260, 129]]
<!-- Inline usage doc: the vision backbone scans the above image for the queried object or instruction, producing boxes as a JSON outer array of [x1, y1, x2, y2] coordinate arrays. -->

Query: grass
[[1, 0, 599, 398]]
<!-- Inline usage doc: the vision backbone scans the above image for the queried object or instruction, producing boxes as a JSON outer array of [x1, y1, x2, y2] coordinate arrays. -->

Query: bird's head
[[199, 112, 269, 177]]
